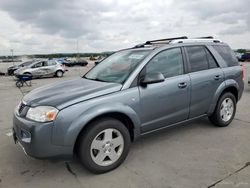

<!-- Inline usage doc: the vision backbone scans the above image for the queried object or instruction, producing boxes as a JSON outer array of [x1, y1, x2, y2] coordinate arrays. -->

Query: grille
[[18, 103, 25, 114]]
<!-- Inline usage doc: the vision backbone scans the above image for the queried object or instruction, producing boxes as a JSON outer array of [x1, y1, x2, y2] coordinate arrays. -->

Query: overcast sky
[[0, 0, 249, 55]]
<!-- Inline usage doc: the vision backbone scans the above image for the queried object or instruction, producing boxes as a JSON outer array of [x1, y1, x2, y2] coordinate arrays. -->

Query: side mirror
[[140, 72, 165, 85]]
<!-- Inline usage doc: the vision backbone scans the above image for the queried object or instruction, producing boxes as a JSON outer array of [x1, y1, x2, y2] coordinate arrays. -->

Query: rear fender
[[208, 80, 239, 114]]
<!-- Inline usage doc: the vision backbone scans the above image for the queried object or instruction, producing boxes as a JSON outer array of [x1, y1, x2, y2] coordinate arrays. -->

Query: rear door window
[[32, 62, 43, 68], [213, 45, 238, 67], [186, 46, 208, 72], [42, 61, 48, 67], [47, 60, 57, 66]]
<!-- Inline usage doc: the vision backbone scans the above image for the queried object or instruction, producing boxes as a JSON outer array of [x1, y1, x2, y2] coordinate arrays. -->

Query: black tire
[[77, 118, 131, 174], [55, 70, 64, 77], [16, 81, 23, 88], [209, 92, 236, 127], [8, 70, 14, 75]]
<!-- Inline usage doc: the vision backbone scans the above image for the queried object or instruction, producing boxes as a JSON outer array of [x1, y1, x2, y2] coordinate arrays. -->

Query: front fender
[[53, 102, 141, 146]]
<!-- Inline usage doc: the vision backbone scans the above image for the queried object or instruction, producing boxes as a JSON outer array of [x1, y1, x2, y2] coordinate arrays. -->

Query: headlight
[[15, 101, 21, 112], [14, 70, 20, 75], [26, 106, 58, 122]]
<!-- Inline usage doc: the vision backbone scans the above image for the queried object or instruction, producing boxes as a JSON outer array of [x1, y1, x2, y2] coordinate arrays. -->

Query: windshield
[[84, 50, 151, 83], [20, 61, 34, 67]]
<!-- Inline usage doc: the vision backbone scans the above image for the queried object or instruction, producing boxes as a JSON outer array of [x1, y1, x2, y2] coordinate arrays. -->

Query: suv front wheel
[[209, 92, 236, 127], [77, 118, 131, 173]]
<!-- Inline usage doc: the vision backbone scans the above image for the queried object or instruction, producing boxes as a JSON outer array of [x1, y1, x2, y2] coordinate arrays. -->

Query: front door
[[139, 47, 191, 133], [31, 61, 44, 76]]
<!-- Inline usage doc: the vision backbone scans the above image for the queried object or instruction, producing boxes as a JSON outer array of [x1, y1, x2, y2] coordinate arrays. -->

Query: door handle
[[214, 75, 222, 80], [178, 82, 187, 89]]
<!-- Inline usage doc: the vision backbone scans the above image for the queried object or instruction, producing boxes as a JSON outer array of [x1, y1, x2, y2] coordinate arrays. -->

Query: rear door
[[212, 45, 244, 99], [185, 45, 224, 118], [44, 60, 57, 76]]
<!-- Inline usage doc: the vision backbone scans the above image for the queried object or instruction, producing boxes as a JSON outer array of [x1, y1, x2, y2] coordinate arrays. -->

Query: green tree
[[237, 49, 246, 53]]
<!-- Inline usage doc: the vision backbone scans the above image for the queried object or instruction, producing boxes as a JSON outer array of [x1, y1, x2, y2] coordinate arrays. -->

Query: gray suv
[[13, 36, 244, 173]]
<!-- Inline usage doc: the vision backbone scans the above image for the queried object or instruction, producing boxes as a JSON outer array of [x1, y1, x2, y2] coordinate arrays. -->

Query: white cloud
[[0, 0, 249, 55]]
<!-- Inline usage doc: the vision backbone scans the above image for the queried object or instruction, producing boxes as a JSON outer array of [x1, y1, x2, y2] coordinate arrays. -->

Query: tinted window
[[186, 46, 208, 72], [32, 62, 43, 68], [205, 48, 218, 69], [43, 61, 48, 66], [47, 60, 57, 66], [213, 45, 238, 67], [146, 48, 184, 78]]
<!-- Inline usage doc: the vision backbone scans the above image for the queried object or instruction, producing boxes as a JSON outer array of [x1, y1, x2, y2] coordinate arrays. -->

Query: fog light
[[21, 129, 31, 143]]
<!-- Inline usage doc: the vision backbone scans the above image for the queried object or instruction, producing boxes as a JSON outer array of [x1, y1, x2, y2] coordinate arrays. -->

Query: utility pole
[[10, 49, 14, 65], [76, 39, 80, 75], [76, 39, 79, 61]]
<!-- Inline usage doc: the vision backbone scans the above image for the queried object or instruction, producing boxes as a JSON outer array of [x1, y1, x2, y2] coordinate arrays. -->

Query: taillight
[[240, 64, 244, 81]]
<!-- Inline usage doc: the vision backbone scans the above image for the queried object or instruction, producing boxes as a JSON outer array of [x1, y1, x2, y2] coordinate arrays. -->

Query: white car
[[14, 60, 66, 78]]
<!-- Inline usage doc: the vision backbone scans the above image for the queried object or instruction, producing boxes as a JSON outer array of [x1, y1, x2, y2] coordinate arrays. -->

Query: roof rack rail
[[133, 36, 188, 48], [133, 36, 221, 48], [145, 36, 188, 44], [170, 38, 222, 44], [196, 36, 214, 39]]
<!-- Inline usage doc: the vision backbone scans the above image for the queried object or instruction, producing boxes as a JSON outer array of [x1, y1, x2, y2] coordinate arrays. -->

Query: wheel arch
[[73, 112, 137, 153], [221, 87, 238, 102], [23, 72, 32, 75], [208, 80, 239, 115]]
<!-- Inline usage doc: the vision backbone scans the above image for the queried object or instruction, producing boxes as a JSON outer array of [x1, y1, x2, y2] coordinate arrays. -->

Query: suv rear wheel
[[209, 92, 236, 127], [77, 118, 131, 174]]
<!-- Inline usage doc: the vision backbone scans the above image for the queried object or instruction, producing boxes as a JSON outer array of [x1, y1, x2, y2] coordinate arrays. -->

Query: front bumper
[[13, 113, 73, 159]]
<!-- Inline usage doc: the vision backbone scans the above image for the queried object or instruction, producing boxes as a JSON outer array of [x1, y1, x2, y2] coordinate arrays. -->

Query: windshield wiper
[[83, 76, 107, 82]]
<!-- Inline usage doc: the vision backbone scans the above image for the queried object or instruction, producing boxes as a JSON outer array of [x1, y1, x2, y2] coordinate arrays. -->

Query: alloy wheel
[[90, 128, 124, 167], [220, 97, 234, 122]]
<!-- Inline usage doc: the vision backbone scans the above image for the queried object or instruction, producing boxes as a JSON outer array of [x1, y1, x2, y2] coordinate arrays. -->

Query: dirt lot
[[0, 62, 250, 188]]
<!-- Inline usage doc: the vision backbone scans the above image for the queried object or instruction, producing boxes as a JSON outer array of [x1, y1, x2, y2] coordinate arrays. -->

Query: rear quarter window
[[212, 45, 239, 67], [47, 60, 57, 66]]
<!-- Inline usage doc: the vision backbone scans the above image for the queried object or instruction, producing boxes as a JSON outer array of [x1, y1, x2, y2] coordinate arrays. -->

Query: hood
[[14, 67, 27, 74], [23, 77, 122, 109], [8, 65, 18, 70]]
